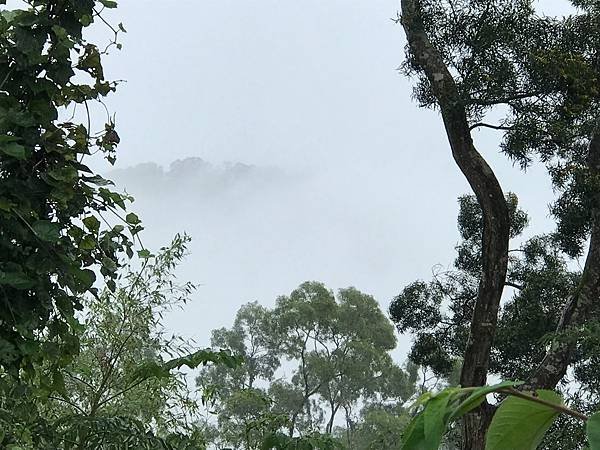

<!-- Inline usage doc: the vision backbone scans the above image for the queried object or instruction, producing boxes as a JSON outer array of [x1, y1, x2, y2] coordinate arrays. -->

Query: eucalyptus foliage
[[198, 282, 416, 449], [0, 235, 241, 448]]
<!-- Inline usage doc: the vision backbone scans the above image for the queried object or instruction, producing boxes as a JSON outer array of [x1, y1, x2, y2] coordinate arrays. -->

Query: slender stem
[[0, 67, 14, 91], [498, 388, 588, 421], [48, 395, 87, 415]]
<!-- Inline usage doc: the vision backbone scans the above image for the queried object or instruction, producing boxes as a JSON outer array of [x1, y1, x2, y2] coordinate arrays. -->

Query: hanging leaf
[[587, 412, 600, 450], [485, 390, 563, 450], [0, 142, 28, 159]]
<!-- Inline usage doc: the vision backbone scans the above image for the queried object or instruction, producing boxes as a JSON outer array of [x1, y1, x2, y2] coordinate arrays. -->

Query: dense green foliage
[[389, 193, 583, 382], [0, 235, 241, 448], [0, 0, 135, 374]]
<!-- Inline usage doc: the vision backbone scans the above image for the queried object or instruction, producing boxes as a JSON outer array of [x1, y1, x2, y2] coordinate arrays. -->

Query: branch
[[469, 122, 514, 132], [400, 0, 510, 389], [400, 1, 510, 443], [470, 91, 543, 106], [504, 281, 524, 290], [48, 395, 87, 415], [94, 377, 147, 410], [64, 372, 96, 391]]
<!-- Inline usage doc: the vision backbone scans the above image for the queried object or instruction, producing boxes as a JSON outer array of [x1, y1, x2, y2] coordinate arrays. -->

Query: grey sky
[[96, 0, 574, 357]]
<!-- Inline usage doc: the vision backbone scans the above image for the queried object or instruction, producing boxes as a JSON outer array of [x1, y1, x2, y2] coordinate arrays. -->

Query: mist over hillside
[[109, 153, 556, 360], [110, 157, 287, 202], [109, 157, 442, 355]]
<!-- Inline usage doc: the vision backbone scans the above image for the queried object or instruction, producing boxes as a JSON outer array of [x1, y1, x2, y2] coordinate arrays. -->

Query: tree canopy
[[395, 0, 600, 448], [0, 0, 137, 376], [198, 282, 417, 449]]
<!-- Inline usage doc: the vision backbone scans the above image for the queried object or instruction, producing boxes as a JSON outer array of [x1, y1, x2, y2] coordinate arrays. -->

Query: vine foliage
[[0, 0, 136, 376]]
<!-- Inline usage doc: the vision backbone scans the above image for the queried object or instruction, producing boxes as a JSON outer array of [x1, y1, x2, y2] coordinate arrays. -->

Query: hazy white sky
[[94, 0, 575, 357]]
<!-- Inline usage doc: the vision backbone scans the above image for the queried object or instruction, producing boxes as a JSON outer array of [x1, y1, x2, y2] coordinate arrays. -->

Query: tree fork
[[400, 1, 510, 448]]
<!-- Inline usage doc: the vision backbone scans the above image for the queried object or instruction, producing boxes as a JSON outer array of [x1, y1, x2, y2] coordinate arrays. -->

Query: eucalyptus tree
[[273, 283, 414, 436], [198, 282, 416, 448], [393, 1, 600, 448]]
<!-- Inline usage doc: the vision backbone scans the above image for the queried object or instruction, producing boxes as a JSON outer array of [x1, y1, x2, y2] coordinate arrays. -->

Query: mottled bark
[[527, 126, 600, 390], [400, 1, 510, 448]]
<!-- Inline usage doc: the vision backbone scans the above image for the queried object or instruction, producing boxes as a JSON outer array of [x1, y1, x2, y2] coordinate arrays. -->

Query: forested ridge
[[1, 1, 600, 449]]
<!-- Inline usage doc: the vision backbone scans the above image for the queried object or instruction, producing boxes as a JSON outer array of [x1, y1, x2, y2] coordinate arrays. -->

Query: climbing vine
[[0, 0, 137, 376]]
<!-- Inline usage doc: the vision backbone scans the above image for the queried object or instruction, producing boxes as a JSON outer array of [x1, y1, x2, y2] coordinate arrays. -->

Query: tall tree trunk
[[400, 1, 510, 448], [527, 124, 600, 390]]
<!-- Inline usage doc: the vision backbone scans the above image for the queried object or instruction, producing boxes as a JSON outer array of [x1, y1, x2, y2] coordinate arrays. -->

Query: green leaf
[[587, 412, 600, 450], [132, 349, 242, 384], [48, 166, 78, 182], [0, 142, 28, 159], [101, 257, 118, 273], [0, 270, 34, 289], [32, 220, 61, 242], [424, 390, 456, 449], [408, 391, 433, 413], [137, 249, 152, 259], [451, 381, 523, 420], [125, 212, 140, 225], [79, 235, 96, 250], [100, 0, 118, 7], [83, 216, 100, 233], [0, 198, 12, 211], [401, 411, 427, 450], [485, 390, 563, 450], [79, 14, 92, 26], [74, 268, 96, 291], [0, 135, 19, 144], [83, 174, 114, 186]]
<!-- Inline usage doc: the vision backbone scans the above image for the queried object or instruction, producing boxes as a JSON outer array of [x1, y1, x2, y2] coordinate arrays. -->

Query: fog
[[97, 0, 573, 357]]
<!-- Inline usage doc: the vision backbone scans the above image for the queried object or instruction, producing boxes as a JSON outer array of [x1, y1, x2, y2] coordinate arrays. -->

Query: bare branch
[[469, 122, 514, 132]]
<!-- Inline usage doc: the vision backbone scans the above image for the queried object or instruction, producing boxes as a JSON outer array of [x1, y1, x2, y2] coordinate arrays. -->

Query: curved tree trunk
[[400, 1, 510, 448], [527, 125, 600, 390]]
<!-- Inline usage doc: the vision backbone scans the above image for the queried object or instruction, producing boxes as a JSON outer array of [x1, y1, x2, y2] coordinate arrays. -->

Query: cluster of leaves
[[388, 192, 600, 446], [389, 193, 575, 378], [0, 0, 138, 376], [198, 282, 417, 449], [400, 381, 600, 450]]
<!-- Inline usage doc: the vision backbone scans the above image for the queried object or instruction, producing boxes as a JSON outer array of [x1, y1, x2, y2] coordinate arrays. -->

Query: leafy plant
[[400, 382, 600, 450], [0, 0, 137, 376]]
